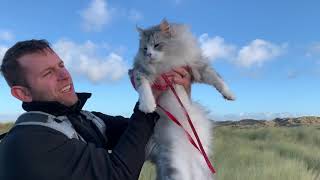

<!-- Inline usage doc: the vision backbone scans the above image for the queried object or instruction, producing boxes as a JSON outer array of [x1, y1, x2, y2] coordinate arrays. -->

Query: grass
[[139, 125, 320, 180], [0, 122, 13, 134]]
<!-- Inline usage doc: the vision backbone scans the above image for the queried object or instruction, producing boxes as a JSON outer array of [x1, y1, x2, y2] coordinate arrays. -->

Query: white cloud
[[0, 45, 8, 64], [307, 43, 320, 56], [128, 9, 143, 22], [78, 52, 127, 82], [199, 34, 236, 61], [314, 44, 320, 52], [53, 39, 128, 83], [81, 0, 112, 32], [236, 39, 286, 67], [286, 70, 300, 79], [0, 30, 14, 42], [198, 34, 286, 67]]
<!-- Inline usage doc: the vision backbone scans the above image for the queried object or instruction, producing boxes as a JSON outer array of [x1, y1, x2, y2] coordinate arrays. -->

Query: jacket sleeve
[[0, 104, 159, 180]]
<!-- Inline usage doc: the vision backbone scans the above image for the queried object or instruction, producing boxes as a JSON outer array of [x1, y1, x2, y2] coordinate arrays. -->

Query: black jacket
[[0, 93, 159, 180]]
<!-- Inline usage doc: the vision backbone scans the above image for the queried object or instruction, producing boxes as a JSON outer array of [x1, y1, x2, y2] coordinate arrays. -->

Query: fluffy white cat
[[131, 19, 235, 180]]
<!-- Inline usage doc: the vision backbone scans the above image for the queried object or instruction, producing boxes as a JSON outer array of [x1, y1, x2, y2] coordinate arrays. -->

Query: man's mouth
[[61, 84, 71, 93]]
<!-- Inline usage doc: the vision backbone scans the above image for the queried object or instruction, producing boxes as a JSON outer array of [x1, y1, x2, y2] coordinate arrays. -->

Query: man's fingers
[[172, 67, 189, 78], [153, 66, 191, 88], [172, 77, 185, 85]]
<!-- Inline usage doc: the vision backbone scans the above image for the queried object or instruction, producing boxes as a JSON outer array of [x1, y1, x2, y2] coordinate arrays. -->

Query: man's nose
[[58, 69, 69, 80]]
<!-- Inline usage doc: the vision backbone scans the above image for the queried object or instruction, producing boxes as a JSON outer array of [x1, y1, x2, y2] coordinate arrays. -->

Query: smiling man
[[10, 47, 78, 106], [0, 39, 191, 180]]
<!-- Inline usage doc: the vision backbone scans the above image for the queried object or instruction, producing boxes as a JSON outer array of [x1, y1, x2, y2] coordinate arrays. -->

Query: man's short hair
[[1, 39, 54, 87]]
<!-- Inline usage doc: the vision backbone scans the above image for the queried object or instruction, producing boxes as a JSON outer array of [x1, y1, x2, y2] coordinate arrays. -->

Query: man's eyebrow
[[39, 61, 63, 75], [39, 67, 53, 75]]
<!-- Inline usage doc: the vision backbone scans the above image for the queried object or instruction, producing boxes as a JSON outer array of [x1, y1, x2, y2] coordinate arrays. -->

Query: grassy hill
[[140, 117, 320, 180], [215, 116, 320, 127], [0, 122, 13, 134], [1, 117, 320, 179]]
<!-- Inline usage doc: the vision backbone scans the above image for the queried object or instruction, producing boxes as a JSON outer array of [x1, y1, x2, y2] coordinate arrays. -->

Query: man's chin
[[61, 97, 78, 107]]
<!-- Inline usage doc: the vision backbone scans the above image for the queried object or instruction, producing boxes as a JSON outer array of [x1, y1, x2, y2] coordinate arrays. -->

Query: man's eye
[[43, 71, 52, 77]]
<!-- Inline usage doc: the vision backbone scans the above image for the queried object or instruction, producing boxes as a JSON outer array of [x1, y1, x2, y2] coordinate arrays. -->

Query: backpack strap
[[1, 111, 107, 142], [13, 111, 84, 141], [80, 110, 107, 139], [0, 133, 7, 140]]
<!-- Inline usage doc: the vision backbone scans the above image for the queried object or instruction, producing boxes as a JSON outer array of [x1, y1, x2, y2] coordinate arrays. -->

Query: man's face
[[18, 49, 78, 106]]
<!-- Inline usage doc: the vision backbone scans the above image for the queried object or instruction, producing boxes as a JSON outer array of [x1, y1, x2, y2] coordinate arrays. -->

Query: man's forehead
[[18, 50, 60, 73]]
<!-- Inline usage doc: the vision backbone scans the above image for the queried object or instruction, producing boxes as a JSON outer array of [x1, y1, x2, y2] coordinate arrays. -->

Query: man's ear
[[11, 86, 32, 102]]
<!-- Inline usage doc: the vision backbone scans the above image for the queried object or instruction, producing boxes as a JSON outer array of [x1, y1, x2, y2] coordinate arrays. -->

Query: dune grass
[[139, 125, 320, 180], [0, 122, 13, 134]]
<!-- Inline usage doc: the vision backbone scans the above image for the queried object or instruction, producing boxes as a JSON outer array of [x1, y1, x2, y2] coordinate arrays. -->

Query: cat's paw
[[139, 96, 157, 113], [223, 92, 236, 101]]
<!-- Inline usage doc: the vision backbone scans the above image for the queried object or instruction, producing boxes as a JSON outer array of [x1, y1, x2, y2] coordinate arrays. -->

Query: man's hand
[[152, 67, 192, 99]]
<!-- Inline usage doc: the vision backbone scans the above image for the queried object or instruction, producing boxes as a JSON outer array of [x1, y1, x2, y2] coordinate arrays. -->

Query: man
[[0, 39, 191, 180]]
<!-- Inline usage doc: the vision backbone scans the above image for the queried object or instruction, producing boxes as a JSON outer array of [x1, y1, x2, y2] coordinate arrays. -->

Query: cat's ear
[[160, 19, 170, 34], [136, 25, 144, 36], [160, 19, 175, 37]]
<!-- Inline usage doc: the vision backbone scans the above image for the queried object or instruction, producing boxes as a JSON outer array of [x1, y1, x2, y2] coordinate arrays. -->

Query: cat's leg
[[146, 138, 175, 180], [191, 62, 235, 100], [154, 147, 178, 180], [191, 154, 215, 180], [151, 129, 187, 180], [134, 72, 157, 113], [168, 121, 193, 180], [190, 104, 215, 180], [145, 135, 159, 162]]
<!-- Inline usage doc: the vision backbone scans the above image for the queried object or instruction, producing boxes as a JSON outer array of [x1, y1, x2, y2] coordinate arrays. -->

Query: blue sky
[[0, 0, 319, 121]]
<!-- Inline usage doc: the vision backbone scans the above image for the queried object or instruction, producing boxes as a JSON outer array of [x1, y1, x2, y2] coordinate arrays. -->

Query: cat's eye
[[143, 47, 148, 51], [154, 43, 163, 49]]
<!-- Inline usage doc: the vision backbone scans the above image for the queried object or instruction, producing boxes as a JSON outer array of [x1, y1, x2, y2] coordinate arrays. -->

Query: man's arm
[[1, 105, 158, 180], [91, 111, 129, 149]]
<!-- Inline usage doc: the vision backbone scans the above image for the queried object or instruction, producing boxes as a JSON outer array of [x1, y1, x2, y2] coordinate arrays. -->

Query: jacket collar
[[22, 92, 92, 116]]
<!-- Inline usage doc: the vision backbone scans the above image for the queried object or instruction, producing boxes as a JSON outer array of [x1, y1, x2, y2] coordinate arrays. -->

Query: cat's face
[[135, 20, 199, 72], [137, 20, 173, 64], [139, 32, 165, 63]]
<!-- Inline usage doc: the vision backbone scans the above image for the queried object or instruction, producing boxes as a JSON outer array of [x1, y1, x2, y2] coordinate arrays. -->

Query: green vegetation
[[0, 122, 13, 134], [140, 126, 320, 180]]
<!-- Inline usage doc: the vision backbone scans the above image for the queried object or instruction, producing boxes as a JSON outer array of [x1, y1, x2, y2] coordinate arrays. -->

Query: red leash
[[159, 74, 216, 174], [129, 70, 216, 174], [157, 104, 200, 152]]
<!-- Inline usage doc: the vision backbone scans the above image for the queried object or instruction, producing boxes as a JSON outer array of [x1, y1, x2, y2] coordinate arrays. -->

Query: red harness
[[130, 72, 216, 174]]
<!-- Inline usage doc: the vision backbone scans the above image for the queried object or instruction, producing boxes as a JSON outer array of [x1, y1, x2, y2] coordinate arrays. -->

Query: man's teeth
[[61, 85, 71, 92]]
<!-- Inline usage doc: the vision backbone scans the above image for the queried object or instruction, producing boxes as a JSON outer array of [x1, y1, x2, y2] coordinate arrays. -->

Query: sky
[[0, 0, 319, 122]]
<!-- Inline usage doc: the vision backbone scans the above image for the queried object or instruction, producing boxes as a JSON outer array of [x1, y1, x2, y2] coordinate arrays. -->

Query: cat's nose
[[146, 53, 152, 57]]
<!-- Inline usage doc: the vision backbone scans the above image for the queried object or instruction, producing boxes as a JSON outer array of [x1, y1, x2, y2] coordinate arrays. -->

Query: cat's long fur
[[132, 20, 235, 180]]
